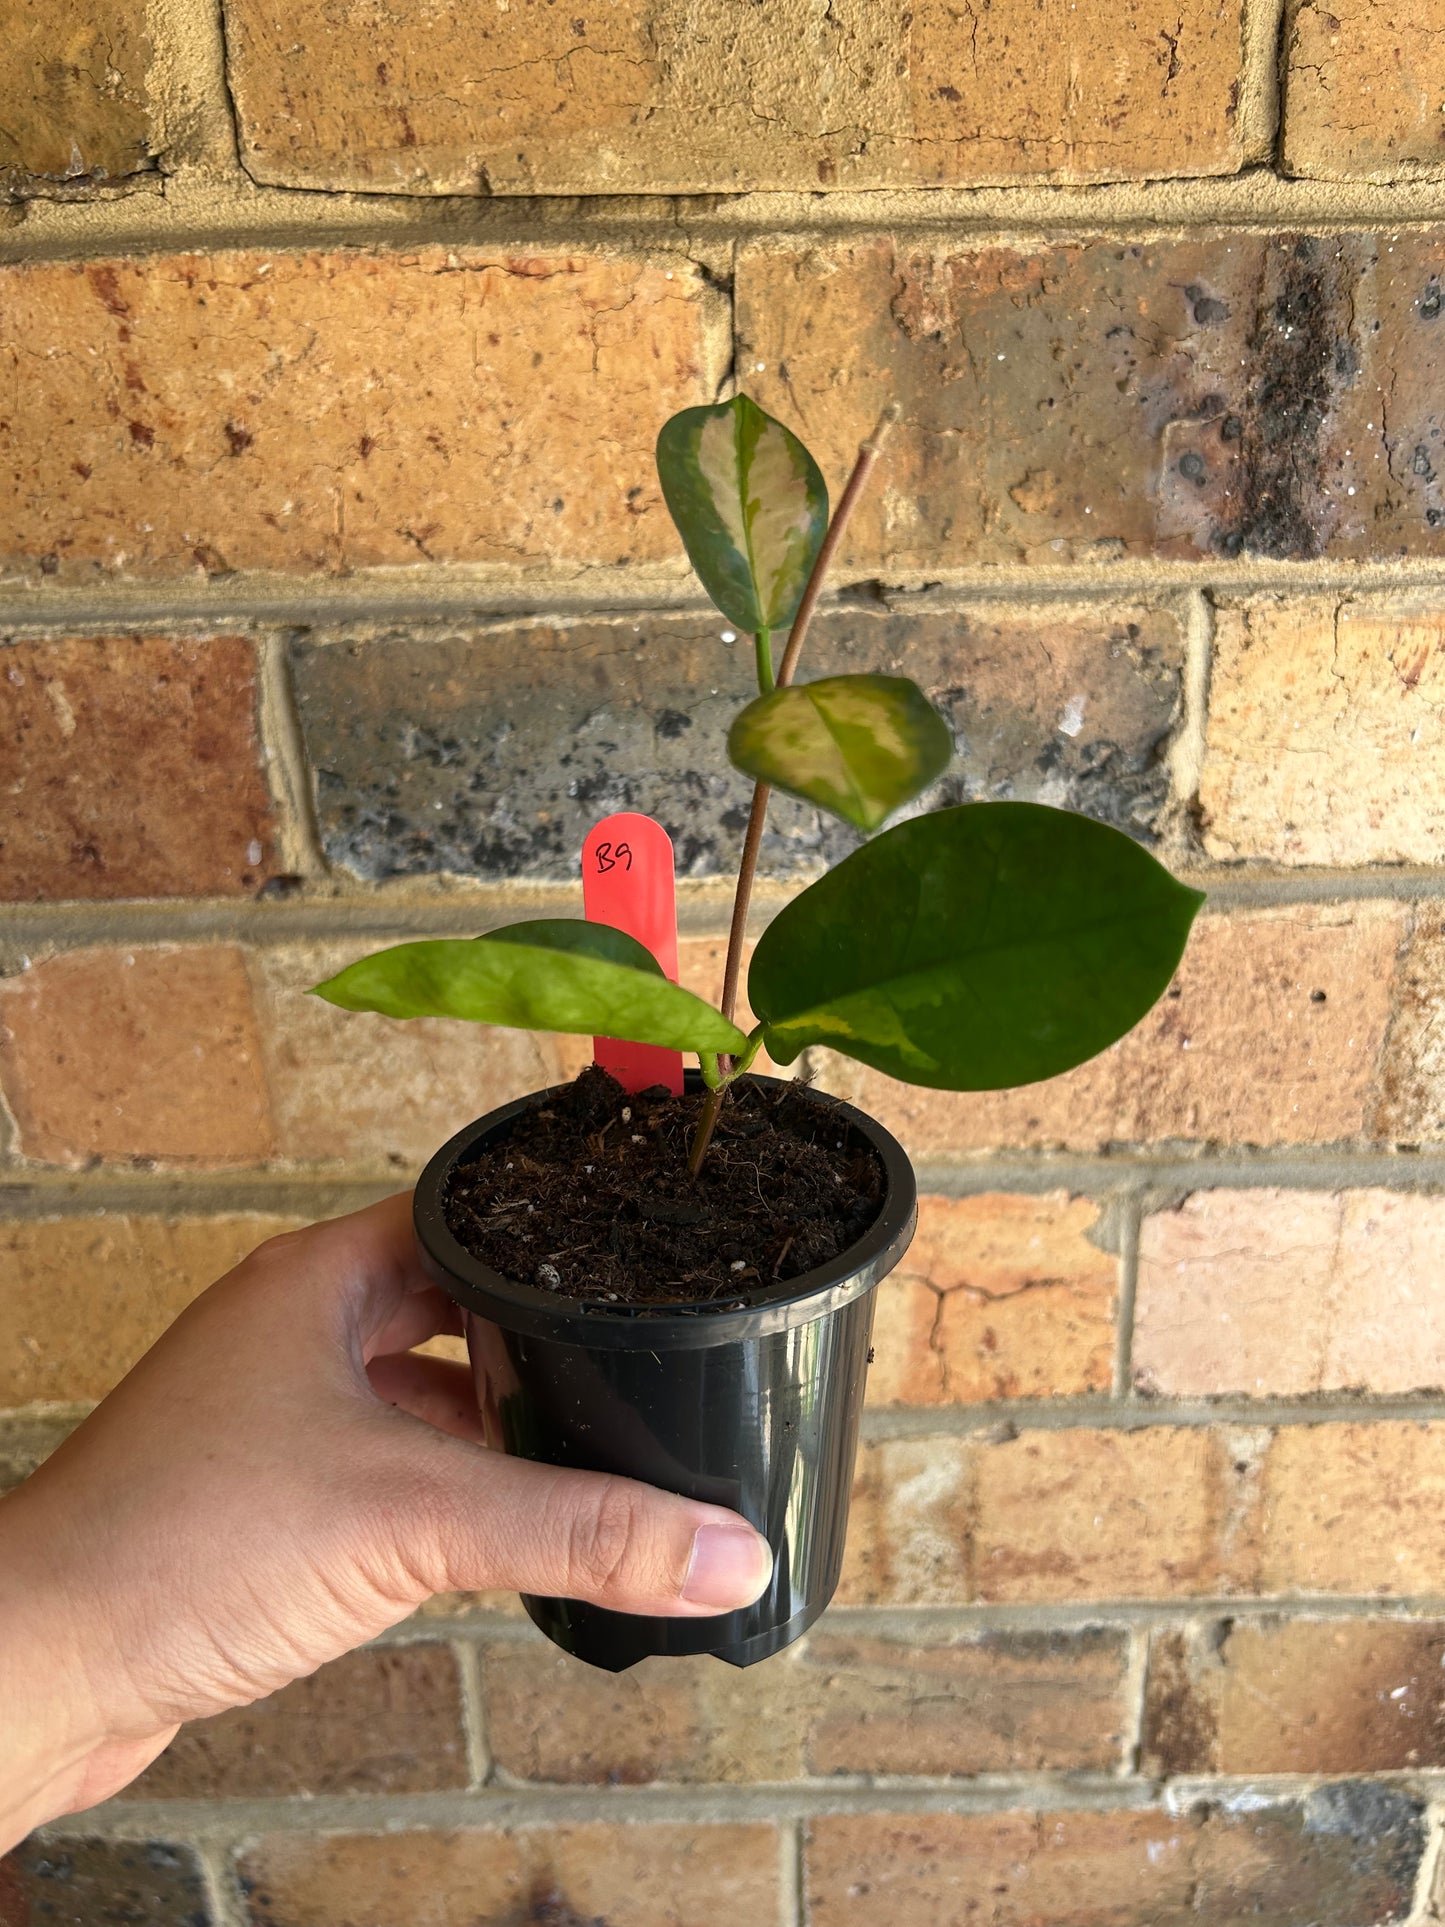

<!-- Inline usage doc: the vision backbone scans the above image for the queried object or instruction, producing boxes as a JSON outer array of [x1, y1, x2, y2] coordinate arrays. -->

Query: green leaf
[[728, 673, 952, 832], [312, 921, 748, 1055], [749, 802, 1205, 1089], [656, 395, 828, 634]]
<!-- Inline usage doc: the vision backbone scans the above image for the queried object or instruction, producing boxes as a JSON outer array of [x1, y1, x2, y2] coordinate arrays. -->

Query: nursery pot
[[413, 1071, 917, 1672]]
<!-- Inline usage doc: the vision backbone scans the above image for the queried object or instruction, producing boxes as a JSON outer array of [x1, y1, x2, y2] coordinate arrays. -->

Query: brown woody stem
[[687, 401, 903, 1177]]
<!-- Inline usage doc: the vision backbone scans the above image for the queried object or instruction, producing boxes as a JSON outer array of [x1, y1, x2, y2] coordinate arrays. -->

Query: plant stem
[[754, 626, 774, 693], [774, 401, 902, 690], [687, 402, 903, 1177]]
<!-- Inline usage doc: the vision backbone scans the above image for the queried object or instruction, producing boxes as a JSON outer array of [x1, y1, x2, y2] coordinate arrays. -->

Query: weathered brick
[[0, 1212, 302, 1404], [840, 1426, 1249, 1606], [0, 946, 274, 1165], [247, 941, 569, 1169], [289, 603, 1180, 885], [0, 251, 716, 582], [868, 1192, 1117, 1405], [238, 1825, 781, 1927], [1144, 1618, 1445, 1775], [482, 1637, 804, 1782], [1284, 0, 1445, 180], [739, 233, 1445, 568], [0, 635, 278, 900], [1376, 913, 1445, 1141], [1201, 597, 1445, 863], [225, 0, 1244, 196], [1260, 1422, 1445, 1594], [0, 1411, 76, 1493], [806, 1793, 1425, 1927], [0, 0, 155, 192], [798, 1626, 1128, 1775], [1137, 1188, 1445, 1397], [132, 1644, 467, 1798], [0, 1838, 211, 1927], [818, 902, 1404, 1157]]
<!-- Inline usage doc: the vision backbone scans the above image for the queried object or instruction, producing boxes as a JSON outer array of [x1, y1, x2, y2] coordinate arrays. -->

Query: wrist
[[0, 1485, 157, 1849]]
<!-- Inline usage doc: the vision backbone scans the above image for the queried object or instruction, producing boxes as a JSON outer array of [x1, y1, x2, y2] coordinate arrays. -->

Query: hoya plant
[[315, 396, 1203, 1172]]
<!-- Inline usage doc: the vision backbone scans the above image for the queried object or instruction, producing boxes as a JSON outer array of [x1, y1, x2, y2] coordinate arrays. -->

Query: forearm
[[0, 1485, 173, 1853]]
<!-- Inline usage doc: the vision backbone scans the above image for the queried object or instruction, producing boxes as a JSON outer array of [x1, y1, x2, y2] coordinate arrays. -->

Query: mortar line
[[9, 862, 1445, 965], [452, 1636, 493, 1790], [860, 1393, 1445, 1437], [780, 1818, 805, 1927], [1238, 0, 1288, 167], [6, 172, 1445, 269], [1112, 1193, 1144, 1402], [10, 1149, 1445, 1221], [10, 561, 1445, 633], [1119, 1625, 1152, 1779], [144, 0, 241, 179], [255, 631, 328, 880], [193, 1840, 249, 1927], [1162, 587, 1213, 861], [1406, 1803, 1445, 1927], [44, 1769, 1445, 1841], [372, 1597, 1445, 1647]]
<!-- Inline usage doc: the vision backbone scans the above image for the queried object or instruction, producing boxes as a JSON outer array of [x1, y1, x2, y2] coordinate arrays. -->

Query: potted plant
[[314, 396, 1204, 1672]]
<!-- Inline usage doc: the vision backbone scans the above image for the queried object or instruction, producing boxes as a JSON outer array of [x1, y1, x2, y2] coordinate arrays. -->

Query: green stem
[[754, 627, 774, 694], [688, 1030, 765, 1175]]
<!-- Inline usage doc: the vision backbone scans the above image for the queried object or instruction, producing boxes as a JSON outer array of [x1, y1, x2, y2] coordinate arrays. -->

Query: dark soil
[[442, 1065, 884, 1309]]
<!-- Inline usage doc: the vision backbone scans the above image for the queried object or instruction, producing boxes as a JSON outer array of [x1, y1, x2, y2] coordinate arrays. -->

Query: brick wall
[[4, 0, 1445, 1919]]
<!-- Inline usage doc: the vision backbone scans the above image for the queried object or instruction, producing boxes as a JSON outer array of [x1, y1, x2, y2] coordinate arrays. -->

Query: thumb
[[375, 1424, 775, 1619]]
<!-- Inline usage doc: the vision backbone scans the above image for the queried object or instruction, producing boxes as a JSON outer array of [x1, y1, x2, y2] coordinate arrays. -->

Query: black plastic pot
[[413, 1071, 917, 1672]]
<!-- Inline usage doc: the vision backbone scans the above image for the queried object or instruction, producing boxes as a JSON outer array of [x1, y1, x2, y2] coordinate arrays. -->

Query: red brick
[[1201, 598, 1445, 865], [131, 1644, 467, 1797], [799, 1627, 1128, 1775], [973, 1426, 1250, 1604], [0, 634, 279, 900], [1284, 0, 1445, 180], [868, 1192, 1117, 1405], [1137, 1188, 1445, 1397], [247, 940, 571, 1169], [225, 0, 1244, 196], [841, 1427, 1251, 1606], [0, 945, 274, 1165], [1259, 1422, 1445, 1594], [1144, 1618, 1445, 1774], [817, 903, 1404, 1157], [0, 0, 155, 191], [805, 1797, 1426, 1927], [739, 233, 1445, 568], [1375, 913, 1445, 1142], [0, 1212, 303, 1404], [482, 1638, 804, 1782], [238, 1825, 782, 1926], [0, 251, 717, 581]]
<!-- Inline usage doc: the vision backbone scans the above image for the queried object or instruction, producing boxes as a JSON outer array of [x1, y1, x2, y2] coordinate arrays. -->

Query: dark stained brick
[[290, 602, 1181, 882], [739, 231, 1445, 568], [0, 1838, 211, 1927]]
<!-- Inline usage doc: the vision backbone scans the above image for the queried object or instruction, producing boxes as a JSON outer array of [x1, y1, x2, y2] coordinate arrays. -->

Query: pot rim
[[412, 1071, 919, 1350]]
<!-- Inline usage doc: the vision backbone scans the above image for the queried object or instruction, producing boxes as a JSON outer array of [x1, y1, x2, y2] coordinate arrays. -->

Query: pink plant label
[[582, 811, 684, 1095]]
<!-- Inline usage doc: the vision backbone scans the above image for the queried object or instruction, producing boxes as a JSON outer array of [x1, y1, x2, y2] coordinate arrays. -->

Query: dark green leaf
[[656, 395, 828, 634], [728, 673, 952, 832], [749, 802, 1205, 1089], [313, 922, 747, 1054]]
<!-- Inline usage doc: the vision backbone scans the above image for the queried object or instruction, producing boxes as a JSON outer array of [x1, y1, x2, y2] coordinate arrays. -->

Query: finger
[[246, 1193, 436, 1350], [367, 1353, 488, 1444], [375, 1423, 775, 1619], [365, 1287, 463, 1364]]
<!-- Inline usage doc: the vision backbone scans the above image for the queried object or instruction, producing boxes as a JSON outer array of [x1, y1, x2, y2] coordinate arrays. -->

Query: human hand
[[0, 1194, 773, 1846]]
